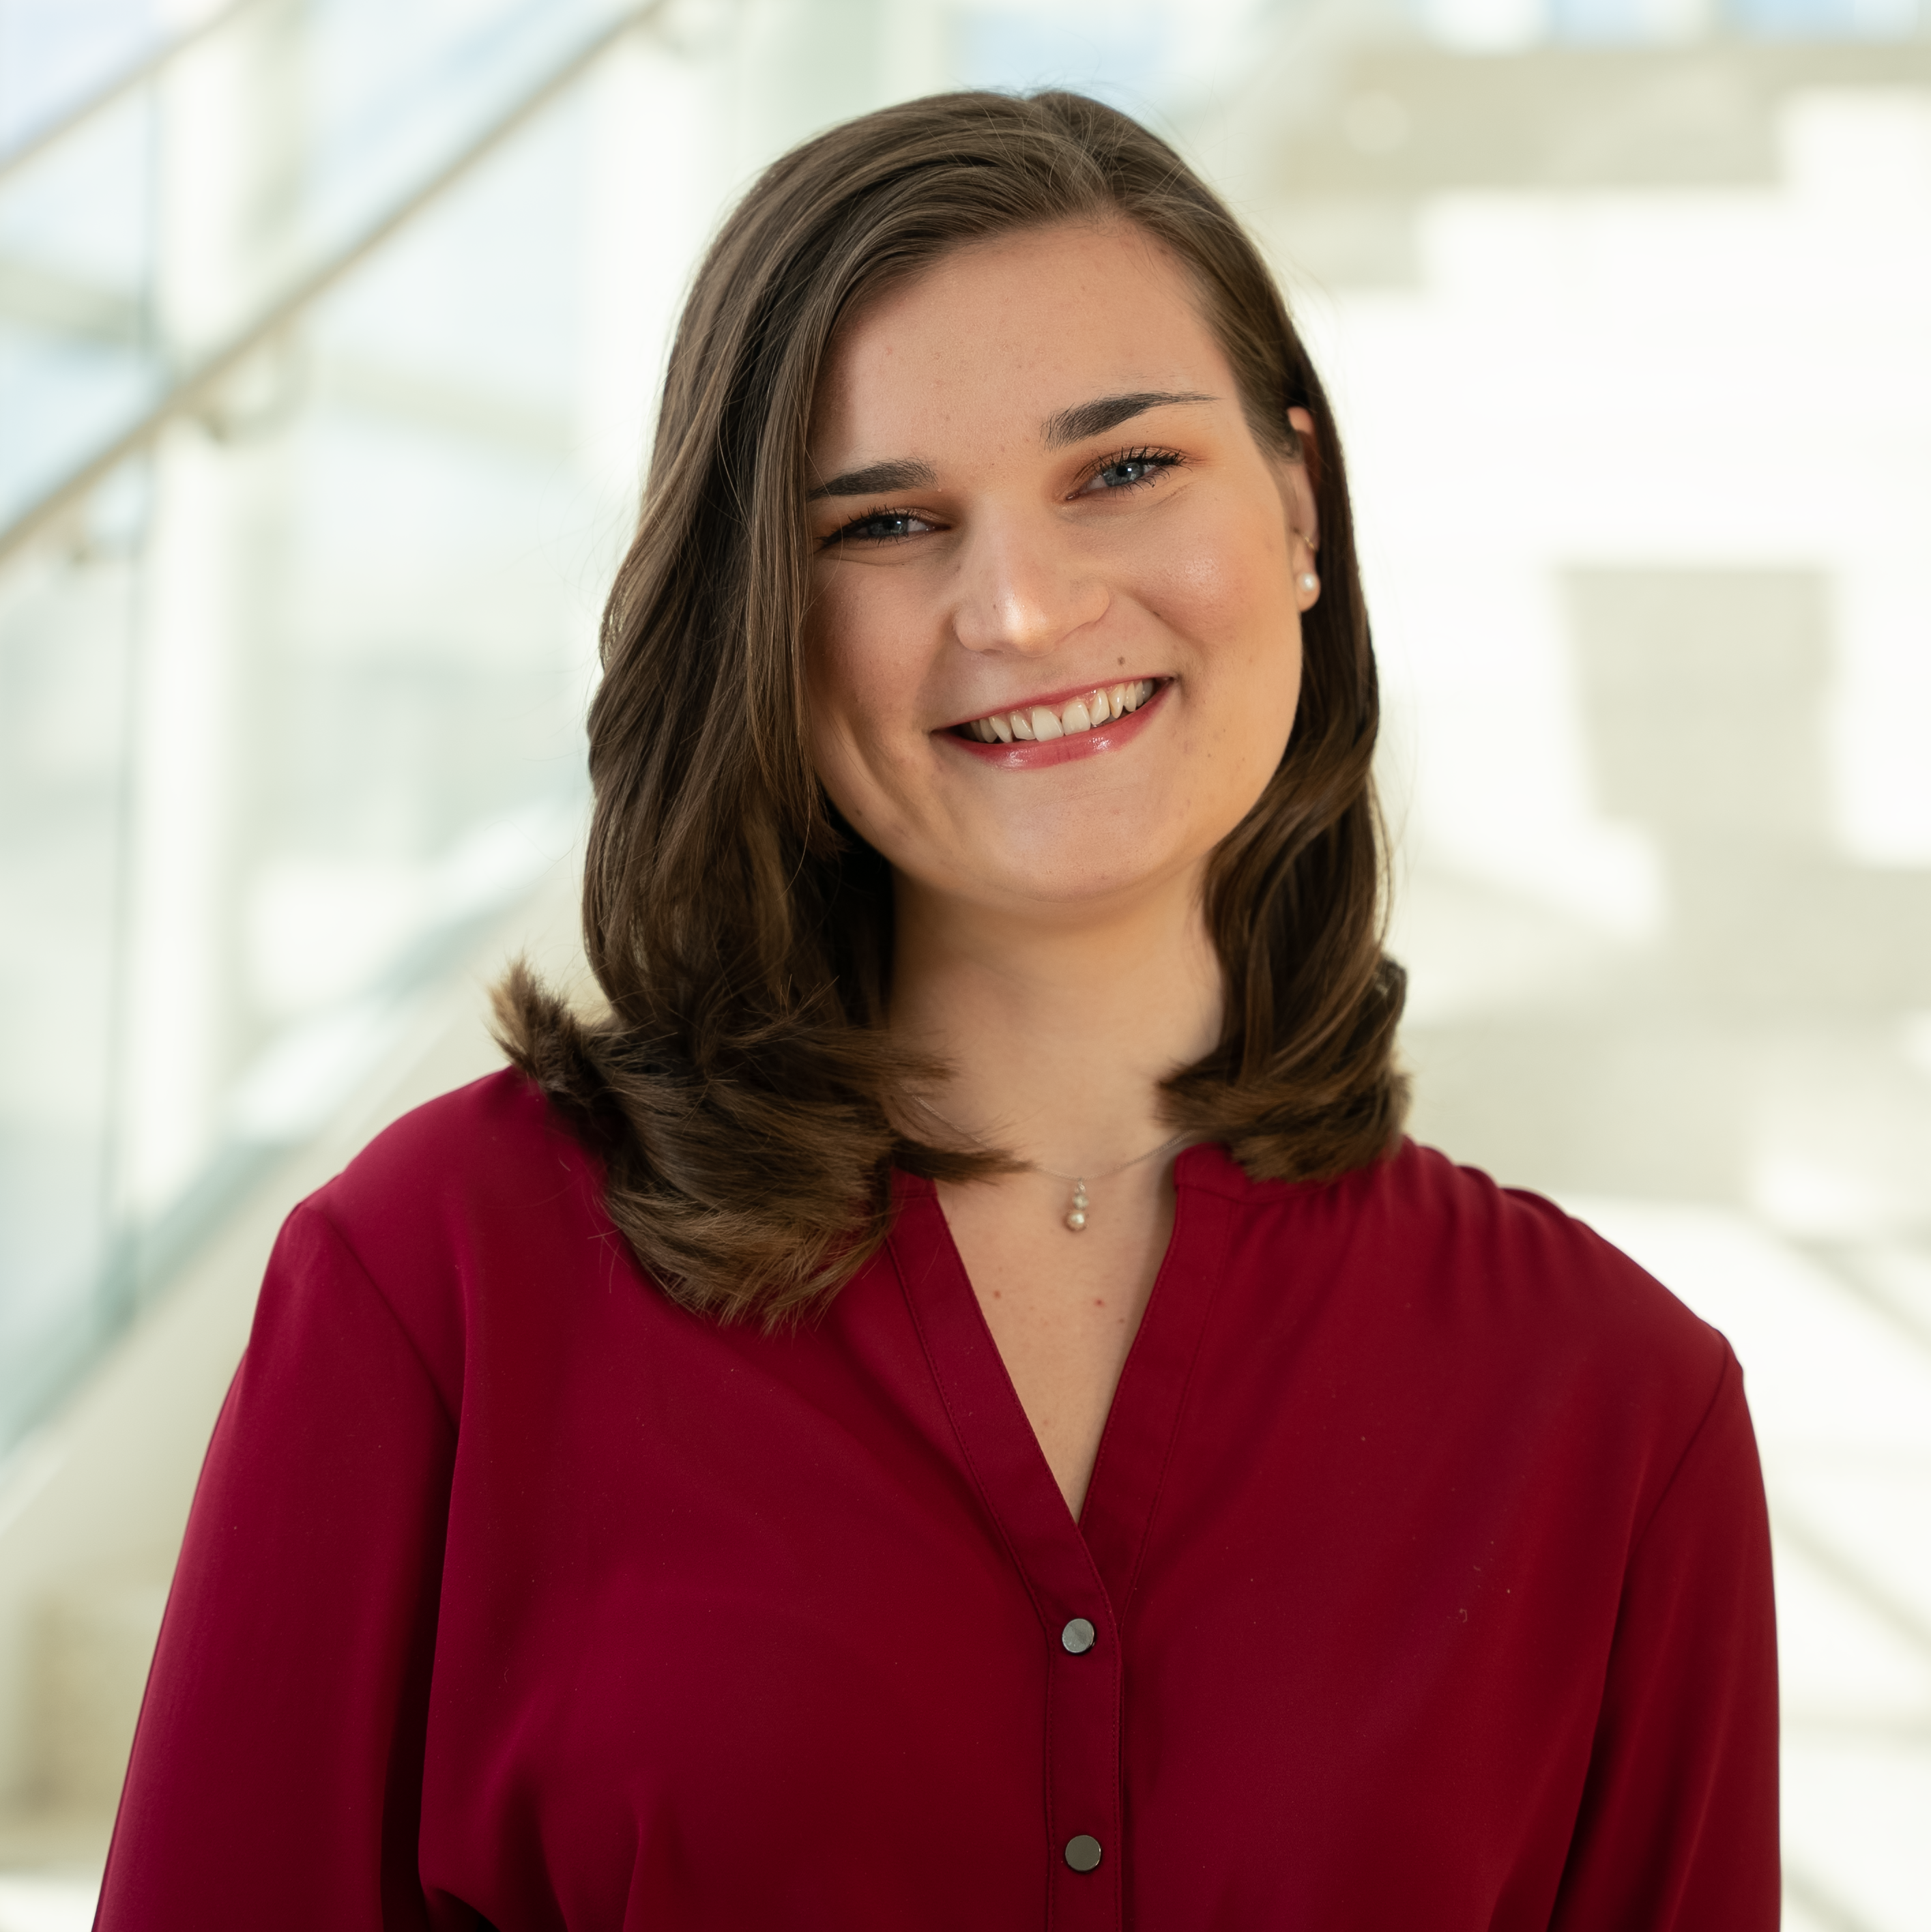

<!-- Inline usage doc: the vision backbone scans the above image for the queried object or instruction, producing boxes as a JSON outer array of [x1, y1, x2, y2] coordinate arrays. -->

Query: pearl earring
[[1297, 571, 1319, 595]]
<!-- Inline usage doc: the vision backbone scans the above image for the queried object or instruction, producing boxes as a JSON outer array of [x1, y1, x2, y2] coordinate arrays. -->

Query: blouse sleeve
[[96, 1200, 459, 1931], [1550, 1346, 1781, 1930]]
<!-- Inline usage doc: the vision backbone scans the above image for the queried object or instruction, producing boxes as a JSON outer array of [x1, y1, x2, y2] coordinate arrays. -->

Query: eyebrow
[[1042, 390, 1215, 448], [807, 459, 938, 501]]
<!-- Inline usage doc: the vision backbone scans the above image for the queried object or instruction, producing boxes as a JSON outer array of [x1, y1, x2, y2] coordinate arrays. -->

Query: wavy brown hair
[[494, 88, 1408, 1323]]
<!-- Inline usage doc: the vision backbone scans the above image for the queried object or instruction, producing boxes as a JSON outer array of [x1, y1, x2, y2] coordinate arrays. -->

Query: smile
[[941, 678, 1171, 770], [955, 679, 1158, 744]]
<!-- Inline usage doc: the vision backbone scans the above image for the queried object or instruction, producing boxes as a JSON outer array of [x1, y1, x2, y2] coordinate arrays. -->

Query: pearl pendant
[[1064, 1180, 1090, 1232]]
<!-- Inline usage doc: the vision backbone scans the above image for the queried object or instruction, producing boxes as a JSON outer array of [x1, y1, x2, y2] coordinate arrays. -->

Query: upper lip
[[938, 676, 1165, 732]]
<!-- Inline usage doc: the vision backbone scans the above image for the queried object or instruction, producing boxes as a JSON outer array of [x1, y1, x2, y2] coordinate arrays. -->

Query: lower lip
[[941, 681, 1170, 770]]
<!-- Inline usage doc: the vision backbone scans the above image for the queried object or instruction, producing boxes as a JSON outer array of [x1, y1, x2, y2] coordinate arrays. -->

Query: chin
[[959, 836, 1201, 913]]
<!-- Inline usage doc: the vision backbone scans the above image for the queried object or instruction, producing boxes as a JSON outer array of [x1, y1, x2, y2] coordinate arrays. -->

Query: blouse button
[[1064, 1834, 1104, 1873], [1060, 1617, 1097, 1654]]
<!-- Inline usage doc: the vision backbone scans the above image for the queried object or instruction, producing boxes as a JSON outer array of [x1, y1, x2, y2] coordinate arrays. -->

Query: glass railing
[[0, 0, 669, 1451]]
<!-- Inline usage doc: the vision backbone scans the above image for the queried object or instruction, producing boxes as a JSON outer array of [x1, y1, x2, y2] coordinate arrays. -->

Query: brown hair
[[495, 89, 1408, 1323]]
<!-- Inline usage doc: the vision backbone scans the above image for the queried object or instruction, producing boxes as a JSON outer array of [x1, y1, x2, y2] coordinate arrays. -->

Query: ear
[[1283, 406, 1320, 560]]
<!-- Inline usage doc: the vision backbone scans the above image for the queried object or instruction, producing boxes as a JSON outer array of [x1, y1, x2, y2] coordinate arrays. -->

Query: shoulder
[[1364, 1138, 1724, 1369], [1195, 1137, 1735, 1458], [284, 1068, 617, 1399], [319, 1064, 596, 1231]]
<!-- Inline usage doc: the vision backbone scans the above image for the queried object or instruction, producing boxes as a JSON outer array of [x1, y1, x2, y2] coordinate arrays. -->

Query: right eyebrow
[[806, 459, 938, 502], [1042, 390, 1215, 449]]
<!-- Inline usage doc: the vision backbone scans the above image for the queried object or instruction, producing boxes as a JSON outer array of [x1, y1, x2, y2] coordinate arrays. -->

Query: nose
[[948, 510, 1109, 659]]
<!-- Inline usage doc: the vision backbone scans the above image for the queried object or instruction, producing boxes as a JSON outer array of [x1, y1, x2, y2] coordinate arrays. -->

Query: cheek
[[802, 594, 871, 813], [803, 580, 931, 836], [1135, 499, 1303, 807], [806, 575, 892, 741], [1138, 498, 1296, 664]]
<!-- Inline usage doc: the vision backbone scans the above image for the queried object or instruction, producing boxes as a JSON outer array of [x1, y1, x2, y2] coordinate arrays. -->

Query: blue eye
[[1087, 447, 1182, 493], [830, 508, 929, 545]]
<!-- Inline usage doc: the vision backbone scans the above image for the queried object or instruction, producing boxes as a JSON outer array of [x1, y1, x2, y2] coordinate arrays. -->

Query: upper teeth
[[961, 680, 1156, 744]]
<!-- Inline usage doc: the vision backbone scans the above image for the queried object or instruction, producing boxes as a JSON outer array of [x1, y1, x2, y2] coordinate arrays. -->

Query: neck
[[888, 867, 1223, 1172]]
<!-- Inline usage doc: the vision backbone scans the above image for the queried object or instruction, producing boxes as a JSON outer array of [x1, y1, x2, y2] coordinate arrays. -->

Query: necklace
[[920, 1109, 1187, 1232], [1035, 1132, 1187, 1233]]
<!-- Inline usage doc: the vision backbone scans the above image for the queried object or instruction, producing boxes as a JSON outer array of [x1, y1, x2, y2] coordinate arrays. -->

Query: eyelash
[[1089, 445, 1185, 493], [823, 444, 1187, 547]]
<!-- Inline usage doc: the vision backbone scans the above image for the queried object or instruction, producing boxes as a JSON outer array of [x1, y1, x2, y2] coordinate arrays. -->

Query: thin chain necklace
[[920, 1111, 1187, 1232], [1036, 1132, 1189, 1232]]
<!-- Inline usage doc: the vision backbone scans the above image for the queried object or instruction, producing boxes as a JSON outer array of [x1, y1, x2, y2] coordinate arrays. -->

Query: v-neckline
[[886, 1146, 1237, 1619]]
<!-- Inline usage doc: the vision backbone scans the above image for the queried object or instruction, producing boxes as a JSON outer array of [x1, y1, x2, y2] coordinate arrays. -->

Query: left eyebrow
[[807, 458, 938, 502], [1042, 390, 1215, 450]]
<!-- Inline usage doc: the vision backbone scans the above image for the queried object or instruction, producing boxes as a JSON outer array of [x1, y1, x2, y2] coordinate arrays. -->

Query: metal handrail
[[0, 0, 670, 573], [0, 0, 276, 189]]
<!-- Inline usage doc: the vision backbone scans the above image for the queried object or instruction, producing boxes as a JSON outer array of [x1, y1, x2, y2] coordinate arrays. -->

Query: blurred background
[[0, 0, 1926, 1924]]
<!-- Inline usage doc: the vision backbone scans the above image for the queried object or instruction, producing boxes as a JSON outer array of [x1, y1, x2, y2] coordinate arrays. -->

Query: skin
[[805, 220, 1321, 1516]]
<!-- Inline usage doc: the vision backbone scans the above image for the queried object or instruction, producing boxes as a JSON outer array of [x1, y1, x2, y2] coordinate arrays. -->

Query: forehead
[[810, 222, 1232, 454]]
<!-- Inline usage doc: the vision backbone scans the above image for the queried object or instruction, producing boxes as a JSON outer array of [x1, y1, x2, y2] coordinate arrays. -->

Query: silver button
[[1064, 1834, 1103, 1873], [1060, 1617, 1097, 1654]]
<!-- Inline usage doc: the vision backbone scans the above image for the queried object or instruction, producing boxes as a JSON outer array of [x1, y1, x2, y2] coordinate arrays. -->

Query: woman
[[98, 91, 1777, 1929]]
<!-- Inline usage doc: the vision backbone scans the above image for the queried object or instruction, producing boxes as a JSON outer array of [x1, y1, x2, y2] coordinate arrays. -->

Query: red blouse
[[99, 1069, 1778, 1929]]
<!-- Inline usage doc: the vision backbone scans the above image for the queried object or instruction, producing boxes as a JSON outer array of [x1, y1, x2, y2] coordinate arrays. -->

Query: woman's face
[[804, 220, 1318, 923]]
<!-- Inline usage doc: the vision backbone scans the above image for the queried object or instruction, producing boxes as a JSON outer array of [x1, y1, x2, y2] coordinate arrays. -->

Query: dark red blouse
[[99, 1069, 1778, 1929]]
